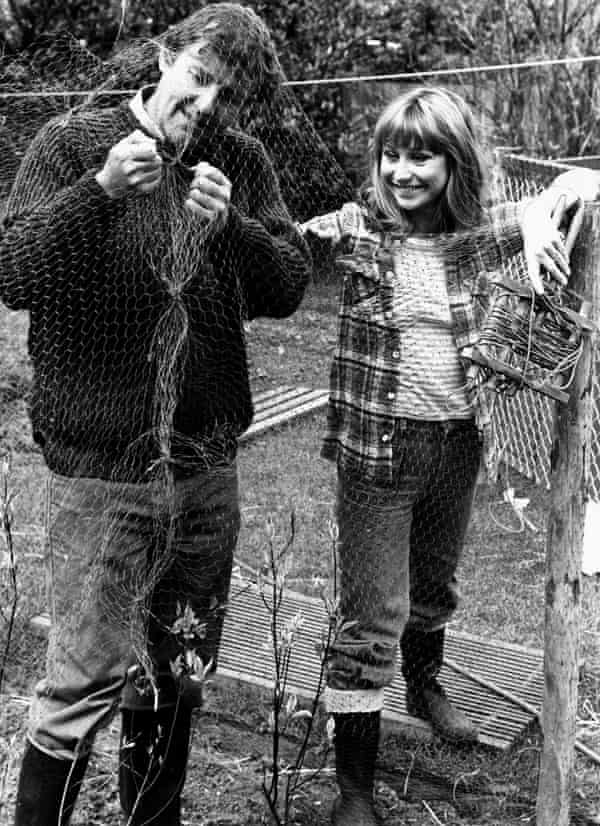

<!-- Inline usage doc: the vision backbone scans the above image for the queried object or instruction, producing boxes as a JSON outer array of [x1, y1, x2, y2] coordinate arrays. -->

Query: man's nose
[[194, 84, 220, 116]]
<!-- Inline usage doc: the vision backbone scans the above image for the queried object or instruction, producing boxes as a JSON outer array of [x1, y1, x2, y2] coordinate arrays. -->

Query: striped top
[[299, 200, 524, 483], [379, 239, 471, 420]]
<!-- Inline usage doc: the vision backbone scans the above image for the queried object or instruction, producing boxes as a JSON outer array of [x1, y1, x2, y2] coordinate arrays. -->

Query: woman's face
[[379, 141, 449, 232]]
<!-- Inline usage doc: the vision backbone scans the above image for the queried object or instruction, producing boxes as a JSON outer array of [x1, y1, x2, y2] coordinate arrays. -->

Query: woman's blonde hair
[[366, 85, 487, 232]]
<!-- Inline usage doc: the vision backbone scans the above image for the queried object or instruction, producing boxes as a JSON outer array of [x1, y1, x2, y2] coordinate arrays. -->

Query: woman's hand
[[522, 169, 600, 294], [521, 197, 571, 294]]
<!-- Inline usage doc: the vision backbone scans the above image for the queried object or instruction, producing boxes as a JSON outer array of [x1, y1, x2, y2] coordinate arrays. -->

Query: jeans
[[325, 419, 481, 714], [29, 464, 240, 760]]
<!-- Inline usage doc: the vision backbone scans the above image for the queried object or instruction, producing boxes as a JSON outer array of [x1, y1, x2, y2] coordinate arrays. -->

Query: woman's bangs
[[384, 103, 444, 153]]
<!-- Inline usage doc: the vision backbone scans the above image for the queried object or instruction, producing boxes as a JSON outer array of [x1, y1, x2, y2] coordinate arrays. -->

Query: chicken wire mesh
[[492, 152, 600, 497], [0, 28, 599, 814]]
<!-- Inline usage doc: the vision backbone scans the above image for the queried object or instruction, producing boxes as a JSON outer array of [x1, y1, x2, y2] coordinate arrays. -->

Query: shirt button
[[381, 433, 391, 443], [392, 350, 400, 359], [387, 391, 395, 400]]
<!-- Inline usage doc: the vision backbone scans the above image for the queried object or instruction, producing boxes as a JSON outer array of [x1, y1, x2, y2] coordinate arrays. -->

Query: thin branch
[[261, 515, 337, 824], [0, 455, 18, 695], [565, 0, 598, 38], [524, 0, 545, 40], [559, 0, 569, 46]]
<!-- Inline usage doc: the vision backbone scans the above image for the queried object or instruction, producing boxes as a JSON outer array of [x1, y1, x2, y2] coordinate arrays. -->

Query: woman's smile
[[380, 143, 449, 231]]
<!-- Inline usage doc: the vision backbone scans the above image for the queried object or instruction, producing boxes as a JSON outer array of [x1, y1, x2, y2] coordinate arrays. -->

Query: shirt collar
[[129, 86, 164, 140]]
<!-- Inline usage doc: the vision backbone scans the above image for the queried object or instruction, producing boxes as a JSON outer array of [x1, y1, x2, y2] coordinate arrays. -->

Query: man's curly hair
[[163, 3, 283, 104], [91, 3, 283, 107]]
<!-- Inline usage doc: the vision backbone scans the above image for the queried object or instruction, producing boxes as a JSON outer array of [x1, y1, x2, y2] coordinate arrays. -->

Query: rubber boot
[[401, 626, 478, 743], [13, 740, 89, 826], [331, 711, 380, 826], [119, 703, 192, 826]]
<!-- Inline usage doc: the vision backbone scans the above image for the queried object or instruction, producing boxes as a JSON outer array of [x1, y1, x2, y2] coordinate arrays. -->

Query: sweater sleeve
[[0, 116, 114, 311], [224, 139, 312, 320]]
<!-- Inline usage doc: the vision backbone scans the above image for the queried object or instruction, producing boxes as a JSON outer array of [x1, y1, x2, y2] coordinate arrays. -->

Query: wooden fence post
[[536, 204, 600, 825]]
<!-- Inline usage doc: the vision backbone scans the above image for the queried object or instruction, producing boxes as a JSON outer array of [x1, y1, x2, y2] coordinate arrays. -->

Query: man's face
[[153, 43, 239, 144]]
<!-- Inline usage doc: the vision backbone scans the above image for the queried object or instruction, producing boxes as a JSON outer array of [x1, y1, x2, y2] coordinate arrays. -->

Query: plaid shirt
[[299, 201, 524, 483]]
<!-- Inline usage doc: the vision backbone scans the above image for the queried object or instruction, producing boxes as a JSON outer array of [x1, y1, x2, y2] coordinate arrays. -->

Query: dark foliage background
[[0, 1, 598, 217]]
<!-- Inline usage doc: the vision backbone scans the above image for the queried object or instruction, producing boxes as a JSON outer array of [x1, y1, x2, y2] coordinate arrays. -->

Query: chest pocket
[[338, 248, 383, 319], [336, 242, 399, 365]]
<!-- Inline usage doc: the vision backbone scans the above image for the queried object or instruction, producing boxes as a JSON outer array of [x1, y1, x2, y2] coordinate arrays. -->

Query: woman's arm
[[481, 176, 593, 297], [520, 168, 600, 293]]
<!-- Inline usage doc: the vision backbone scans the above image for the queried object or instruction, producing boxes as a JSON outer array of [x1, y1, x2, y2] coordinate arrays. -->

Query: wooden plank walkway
[[30, 577, 542, 750], [240, 385, 329, 442], [217, 579, 543, 750]]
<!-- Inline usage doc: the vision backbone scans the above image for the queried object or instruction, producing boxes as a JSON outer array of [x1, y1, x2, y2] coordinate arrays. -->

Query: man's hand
[[185, 162, 231, 225], [95, 129, 163, 199]]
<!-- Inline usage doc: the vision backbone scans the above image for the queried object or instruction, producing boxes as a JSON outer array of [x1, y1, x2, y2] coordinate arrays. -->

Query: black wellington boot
[[14, 741, 89, 826], [401, 626, 478, 743], [119, 703, 192, 826], [331, 711, 380, 826]]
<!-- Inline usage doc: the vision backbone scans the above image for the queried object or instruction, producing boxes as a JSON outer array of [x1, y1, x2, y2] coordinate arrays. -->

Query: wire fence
[[494, 153, 600, 499], [0, 80, 599, 498]]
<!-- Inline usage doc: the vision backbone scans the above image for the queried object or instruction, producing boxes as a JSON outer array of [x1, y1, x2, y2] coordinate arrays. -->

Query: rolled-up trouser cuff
[[25, 733, 91, 763], [324, 687, 385, 714]]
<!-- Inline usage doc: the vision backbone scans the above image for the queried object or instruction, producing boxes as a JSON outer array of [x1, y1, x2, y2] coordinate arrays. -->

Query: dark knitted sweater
[[0, 100, 311, 481]]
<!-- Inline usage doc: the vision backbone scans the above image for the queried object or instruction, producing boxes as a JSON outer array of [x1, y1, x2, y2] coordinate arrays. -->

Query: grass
[[1, 275, 600, 824]]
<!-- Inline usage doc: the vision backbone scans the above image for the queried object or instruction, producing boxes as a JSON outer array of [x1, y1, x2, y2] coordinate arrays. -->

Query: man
[[1, 4, 310, 825]]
